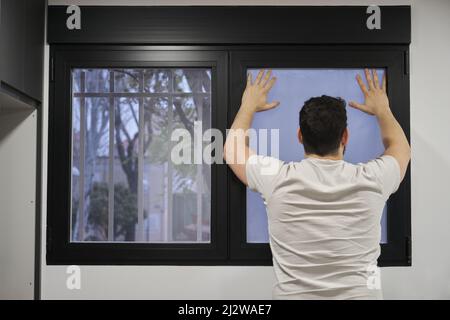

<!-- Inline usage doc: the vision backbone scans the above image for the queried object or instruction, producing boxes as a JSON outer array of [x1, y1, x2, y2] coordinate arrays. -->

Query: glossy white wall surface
[[0, 110, 37, 299]]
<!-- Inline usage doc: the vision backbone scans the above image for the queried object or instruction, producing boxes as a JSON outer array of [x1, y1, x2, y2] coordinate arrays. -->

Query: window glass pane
[[172, 96, 211, 242], [71, 98, 81, 240], [143, 97, 170, 241], [71, 97, 110, 242], [174, 69, 211, 93], [144, 69, 170, 93], [114, 69, 140, 93], [246, 68, 388, 244], [71, 68, 211, 243], [113, 97, 139, 241], [72, 69, 110, 93]]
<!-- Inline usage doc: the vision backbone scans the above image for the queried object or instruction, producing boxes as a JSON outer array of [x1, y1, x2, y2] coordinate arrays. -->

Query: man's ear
[[342, 127, 349, 146], [297, 127, 304, 144]]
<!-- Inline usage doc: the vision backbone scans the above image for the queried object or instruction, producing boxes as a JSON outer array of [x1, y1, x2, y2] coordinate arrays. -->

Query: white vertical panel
[[0, 110, 37, 299]]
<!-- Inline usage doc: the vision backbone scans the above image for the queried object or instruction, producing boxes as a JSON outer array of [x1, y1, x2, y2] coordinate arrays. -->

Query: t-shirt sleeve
[[246, 154, 284, 202], [363, 155, 401, 200]]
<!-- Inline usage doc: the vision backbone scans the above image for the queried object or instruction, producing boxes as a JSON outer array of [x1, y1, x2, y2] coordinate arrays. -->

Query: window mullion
[[137, 70, 145, 241], [196, 96, 203, 242], [77, 71, 86, 242], [165, 71, 174, 242], [108, 70, 115, 241]]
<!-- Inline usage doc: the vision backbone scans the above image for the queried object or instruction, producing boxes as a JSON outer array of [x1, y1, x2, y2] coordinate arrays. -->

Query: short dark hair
[[299, 95, 347, 156]]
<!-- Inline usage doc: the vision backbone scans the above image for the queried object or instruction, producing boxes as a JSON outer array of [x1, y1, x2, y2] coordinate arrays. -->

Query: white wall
[[380, 0, 450, 299], [41, 0, 450, 299], [0, 109, 37, 299]]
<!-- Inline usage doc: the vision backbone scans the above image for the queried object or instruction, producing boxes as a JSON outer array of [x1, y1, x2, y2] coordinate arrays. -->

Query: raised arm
[[223, 69, 280, 185], [349, 69, 411, 180]]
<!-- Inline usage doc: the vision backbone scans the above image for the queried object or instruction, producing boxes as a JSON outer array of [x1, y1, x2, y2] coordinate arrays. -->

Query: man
[[223, 69, 410, 299]]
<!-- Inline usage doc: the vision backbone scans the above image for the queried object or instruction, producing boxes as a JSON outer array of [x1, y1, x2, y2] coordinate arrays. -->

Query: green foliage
[[86, 182, 138, 241]]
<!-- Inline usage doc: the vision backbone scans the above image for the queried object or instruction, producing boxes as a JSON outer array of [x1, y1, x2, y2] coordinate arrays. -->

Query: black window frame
[[47, 46, 229, 265], [229, 46, 411, 267], [48, 45, 410, 267], [46, 4, 412, 267]]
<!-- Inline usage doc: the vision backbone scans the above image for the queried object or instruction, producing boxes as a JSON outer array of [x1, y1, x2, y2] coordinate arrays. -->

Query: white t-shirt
[[246, 154, 401, 300]]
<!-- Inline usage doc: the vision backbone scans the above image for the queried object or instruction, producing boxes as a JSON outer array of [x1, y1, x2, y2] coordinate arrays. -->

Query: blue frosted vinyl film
[[246, 69, 388, 244]]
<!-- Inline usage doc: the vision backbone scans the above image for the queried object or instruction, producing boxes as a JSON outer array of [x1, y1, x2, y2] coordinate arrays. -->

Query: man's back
[[224, 69, 410, 299], [246, 154, 401, 299]]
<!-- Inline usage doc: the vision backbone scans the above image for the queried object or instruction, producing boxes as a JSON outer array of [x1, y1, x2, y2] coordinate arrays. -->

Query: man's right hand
[[349, 69, 390, 117], [350, 68, 410, 181]]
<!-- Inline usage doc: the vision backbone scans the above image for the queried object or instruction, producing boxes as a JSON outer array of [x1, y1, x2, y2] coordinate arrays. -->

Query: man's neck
[[305, 153, 343, 161]]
